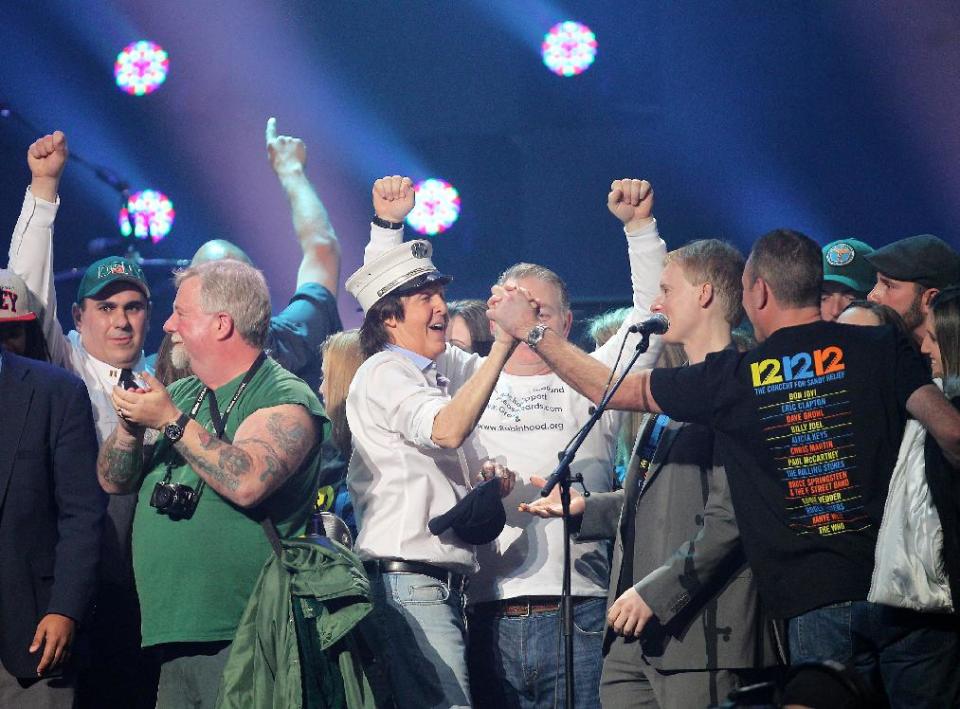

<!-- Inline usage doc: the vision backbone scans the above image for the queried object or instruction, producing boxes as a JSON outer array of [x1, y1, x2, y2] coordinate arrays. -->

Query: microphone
[[628, 313, 669, 336]]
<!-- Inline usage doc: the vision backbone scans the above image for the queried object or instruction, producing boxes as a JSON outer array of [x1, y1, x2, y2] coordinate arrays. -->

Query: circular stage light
[[119, 190, 175, 243], [115, 41, 169, 95], [541, 21, 597, 77], [407, 179, 461, 235]]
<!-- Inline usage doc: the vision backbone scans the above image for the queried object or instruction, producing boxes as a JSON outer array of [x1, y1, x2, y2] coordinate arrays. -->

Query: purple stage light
[[119, 190, 175, 243], [407, 179, 461, 235], [541, 21, 597, 77], [115, 41, 169, 95]]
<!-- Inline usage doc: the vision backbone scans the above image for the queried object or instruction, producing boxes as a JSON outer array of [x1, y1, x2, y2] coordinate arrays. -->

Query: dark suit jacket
[[0, 350, 106, 678], [579, 417, 780, 671]]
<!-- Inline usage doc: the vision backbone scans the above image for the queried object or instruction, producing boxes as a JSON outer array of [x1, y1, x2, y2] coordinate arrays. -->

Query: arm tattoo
[[232, 436, 287, 484], [177, 427, 250, 492], [97, 429, 143, 487], [266, 412, 308, 449], [175, 409, 316, 499], [195, 426, 253, 477]]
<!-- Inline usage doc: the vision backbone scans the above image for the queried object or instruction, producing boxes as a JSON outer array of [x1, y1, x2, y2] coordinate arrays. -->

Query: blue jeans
[[365, 568, 471, 708], [789, 601, 960, 707], [468, 597, 605, 709]]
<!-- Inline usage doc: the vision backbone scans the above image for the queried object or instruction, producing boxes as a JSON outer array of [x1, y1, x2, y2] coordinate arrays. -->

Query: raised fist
[[607, 178, 654, 229], [27, 131, 68, 182], [265, 117, 306, 177], [372, 175, 415, 223]]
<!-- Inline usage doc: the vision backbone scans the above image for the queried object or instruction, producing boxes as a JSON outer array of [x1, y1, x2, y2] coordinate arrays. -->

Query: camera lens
[[151, 483, 174, 509]]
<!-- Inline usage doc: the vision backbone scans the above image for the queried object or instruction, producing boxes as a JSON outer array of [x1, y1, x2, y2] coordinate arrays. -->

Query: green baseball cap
[[822, 239, 876, 295], [76, 256, 151, 302]]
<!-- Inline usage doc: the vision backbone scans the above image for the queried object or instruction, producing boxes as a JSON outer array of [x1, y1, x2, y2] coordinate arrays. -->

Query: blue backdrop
[[1, 0, 957, 352]]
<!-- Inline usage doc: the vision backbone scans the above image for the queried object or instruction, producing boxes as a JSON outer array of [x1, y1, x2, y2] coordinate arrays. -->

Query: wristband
[[372, 215, 404, 230]]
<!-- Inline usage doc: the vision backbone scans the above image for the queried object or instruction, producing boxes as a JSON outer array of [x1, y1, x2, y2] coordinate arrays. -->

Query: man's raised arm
[[266, 117, 340, 294], [593, 177, 665, 368], [489, 284, 661, 413], [8, 131, 72, 367]]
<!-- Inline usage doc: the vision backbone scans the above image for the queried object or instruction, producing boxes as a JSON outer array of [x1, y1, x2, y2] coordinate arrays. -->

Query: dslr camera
[[150, 481, 200, 519]]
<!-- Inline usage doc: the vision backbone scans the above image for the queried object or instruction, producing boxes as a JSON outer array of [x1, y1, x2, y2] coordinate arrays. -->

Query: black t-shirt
[[650, 321, 930, 619]]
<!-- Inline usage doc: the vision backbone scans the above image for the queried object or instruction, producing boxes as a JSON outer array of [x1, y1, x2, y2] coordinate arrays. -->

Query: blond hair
[[321, 329, 366, 453]]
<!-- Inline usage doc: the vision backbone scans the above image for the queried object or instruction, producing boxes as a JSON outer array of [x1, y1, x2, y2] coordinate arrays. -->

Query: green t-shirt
[[133, 357, 324, 647]]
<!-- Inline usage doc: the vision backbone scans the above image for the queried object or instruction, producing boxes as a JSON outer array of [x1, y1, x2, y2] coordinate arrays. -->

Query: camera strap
[[161, 352, 269, 490], [201, 351, 268, 440], [196, 351, 281, 558]]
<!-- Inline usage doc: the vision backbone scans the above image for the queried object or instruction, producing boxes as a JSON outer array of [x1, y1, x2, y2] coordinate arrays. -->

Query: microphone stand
[[540, 331, 655, 709]]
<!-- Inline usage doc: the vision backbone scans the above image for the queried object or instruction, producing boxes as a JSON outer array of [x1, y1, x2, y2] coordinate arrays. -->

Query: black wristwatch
[[372, 214, 404, 230], [524, 323, 549, 350], [163, 412, 190, 443]]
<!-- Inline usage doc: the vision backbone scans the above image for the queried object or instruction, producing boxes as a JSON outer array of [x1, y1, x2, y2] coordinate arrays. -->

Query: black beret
[[865, 234, 960, 289]]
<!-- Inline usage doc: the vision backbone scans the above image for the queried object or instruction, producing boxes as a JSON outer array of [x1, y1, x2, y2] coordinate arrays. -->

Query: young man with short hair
[[523, 239, 780, 708]]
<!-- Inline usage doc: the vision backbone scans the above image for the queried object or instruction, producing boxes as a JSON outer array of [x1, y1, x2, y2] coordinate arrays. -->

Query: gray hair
[[497, 262, 570, 314], [175, 260, 271, 348]]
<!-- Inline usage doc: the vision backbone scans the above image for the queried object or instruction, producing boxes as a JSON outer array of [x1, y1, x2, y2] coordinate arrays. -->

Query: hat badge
[[826, 242, 855, 267], [411, 241, 429, 259]]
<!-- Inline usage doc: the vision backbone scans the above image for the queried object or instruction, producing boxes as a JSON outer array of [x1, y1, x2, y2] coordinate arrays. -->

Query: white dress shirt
[[8, 188, 150, 443], [359, 217, 666, 600], [347, 344, 482, 575]]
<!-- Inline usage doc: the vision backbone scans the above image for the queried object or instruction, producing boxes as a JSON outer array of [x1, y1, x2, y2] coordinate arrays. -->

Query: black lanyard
[[161, 352, 267, 489], [189, 352, 267, 441]]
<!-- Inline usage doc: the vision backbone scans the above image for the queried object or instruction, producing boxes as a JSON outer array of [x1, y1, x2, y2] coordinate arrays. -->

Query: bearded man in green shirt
[[97, 259, 324, 709]]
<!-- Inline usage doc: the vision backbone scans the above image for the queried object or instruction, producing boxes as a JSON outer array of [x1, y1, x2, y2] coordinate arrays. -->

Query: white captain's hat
[[345, 240, 453, 313]]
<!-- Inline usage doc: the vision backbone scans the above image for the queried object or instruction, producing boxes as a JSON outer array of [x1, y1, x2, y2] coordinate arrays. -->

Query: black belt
[[368, 559, 469, 593]]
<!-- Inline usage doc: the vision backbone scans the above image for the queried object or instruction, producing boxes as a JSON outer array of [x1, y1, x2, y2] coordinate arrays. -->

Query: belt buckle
[[505, 598, 532, 618]]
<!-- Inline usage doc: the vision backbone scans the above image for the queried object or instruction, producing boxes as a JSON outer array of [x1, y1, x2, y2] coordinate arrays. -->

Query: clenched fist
[[372, 175, 415, 223], [607, 178, 654, 230], [27, 131, 68, 202]]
